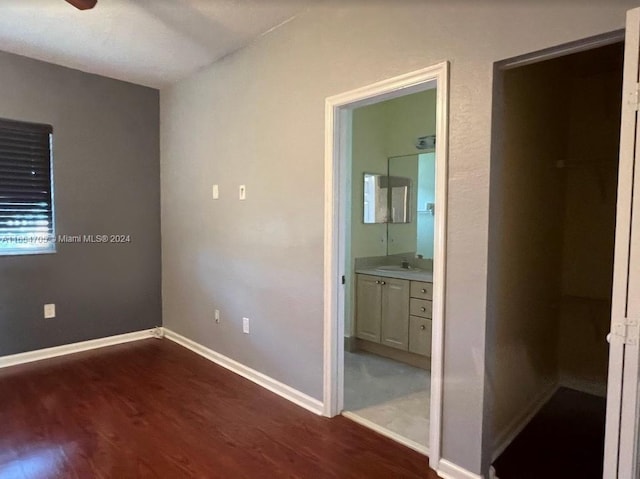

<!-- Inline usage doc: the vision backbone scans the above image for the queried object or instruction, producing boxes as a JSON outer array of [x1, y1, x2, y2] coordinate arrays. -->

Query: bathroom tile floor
[[344, 351, 430, 447]]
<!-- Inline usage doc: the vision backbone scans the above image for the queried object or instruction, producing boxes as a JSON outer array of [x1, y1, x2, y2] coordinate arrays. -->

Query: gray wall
[[160, 1, 638, 475], [0, 51, 161, 356]]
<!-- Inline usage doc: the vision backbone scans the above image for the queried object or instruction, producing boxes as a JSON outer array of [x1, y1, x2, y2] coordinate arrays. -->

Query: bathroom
[[342, 88, 437, 451]]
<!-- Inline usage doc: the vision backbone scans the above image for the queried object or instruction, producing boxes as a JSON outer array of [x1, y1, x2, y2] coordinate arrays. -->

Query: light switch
[[239, 185, 246, 200], [242, 317, 250, 334], [212, 184, 219, 199], [44, 303, 56, 319]]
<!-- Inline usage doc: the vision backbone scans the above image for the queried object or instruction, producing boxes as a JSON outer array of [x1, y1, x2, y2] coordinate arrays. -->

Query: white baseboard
[[492, 380, 558, 461], [0, 328, 160, 369], [437, 459, 483, 479], [163, 328, 324, 416], [341, 411, 430, 456]]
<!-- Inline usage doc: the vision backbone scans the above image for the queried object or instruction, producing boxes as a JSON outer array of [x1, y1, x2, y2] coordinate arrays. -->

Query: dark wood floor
[[493, 387, 606, 479], [0, 339, 438, 478]]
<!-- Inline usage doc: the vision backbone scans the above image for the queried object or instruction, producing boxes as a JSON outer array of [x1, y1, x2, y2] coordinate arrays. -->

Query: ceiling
[[0, 0, 311, 89]]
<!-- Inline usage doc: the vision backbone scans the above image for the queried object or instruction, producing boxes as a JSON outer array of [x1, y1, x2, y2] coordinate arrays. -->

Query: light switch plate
[[242, 317, 250, 334], [239, 185, 246, 200], [44, 303, 56, 319], [212, 184, 219, 200]]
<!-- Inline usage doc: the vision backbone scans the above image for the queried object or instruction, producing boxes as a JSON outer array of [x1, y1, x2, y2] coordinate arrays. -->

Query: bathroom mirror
[[387, 153, 436, 258], [388, 176, 412, 223], [362, 153, 435, 258], [363, 173, 388, 224], [362, 173, 412, 224]]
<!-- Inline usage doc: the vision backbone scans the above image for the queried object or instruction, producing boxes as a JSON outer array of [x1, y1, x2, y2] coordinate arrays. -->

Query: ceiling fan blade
[[65, 0, 97, 10]]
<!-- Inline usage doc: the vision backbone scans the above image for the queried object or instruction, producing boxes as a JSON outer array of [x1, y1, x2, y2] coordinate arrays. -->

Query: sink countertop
[[355, 268, 433, 283]]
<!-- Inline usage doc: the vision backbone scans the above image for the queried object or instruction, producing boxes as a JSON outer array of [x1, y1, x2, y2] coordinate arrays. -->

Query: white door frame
[[611, 7, 640, 478], [323, 62, 449, 470]]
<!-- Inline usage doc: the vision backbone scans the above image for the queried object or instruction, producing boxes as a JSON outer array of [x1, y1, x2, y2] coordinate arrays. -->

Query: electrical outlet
[[212, 184, 219, 200], [44, 303, 56, 319], [214, 309, 220, 324], [242, 317, 250, 334], [239, 185, 246, 200]]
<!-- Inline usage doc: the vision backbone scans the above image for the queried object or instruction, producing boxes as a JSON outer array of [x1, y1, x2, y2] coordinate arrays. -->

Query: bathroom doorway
[[488, 35, 624, 478], [344, 95, 436, 450], [323, 64, 449, 467]]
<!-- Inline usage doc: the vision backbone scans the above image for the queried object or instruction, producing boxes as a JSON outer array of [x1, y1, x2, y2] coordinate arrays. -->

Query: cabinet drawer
[[409, 316, 432, 356], [410, 281, 433, 300], [410, 298, 432, 318]]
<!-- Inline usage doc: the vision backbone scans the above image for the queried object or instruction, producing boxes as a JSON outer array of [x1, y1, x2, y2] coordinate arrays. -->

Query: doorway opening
[[323, 64, 449, 468], [344, 89, 436, 447], [488, 36, 624, 479]]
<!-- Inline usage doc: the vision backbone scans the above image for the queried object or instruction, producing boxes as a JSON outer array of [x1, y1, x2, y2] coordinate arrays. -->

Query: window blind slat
[[0, 131, 50, 143], [0, 168, 51, 178], [0, 192, 51, 199], [0, 176, 51, 184], [0, 120, 52, 134], [0, 177, 51, 186], [0, 181, 50, 188], [0, 146, 50, 158], [0, 205, 52, 211]]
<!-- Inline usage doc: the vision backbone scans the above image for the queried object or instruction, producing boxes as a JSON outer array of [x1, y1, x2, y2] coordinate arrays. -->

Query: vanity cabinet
[[355, 273, 432, 357], [355, 275, 382, 342], [380, 278, 410, 350], [355, 275, 409, 348]]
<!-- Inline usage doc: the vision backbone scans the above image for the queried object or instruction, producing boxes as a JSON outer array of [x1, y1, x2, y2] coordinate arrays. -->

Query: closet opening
[[488, 39, 624, 479]]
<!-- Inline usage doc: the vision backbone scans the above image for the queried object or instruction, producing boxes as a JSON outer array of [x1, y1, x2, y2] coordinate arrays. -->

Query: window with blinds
[[0, 118, 55, 255]]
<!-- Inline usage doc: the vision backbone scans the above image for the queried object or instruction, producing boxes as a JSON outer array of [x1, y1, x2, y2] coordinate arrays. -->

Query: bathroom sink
[[375, 265, 422, 272]]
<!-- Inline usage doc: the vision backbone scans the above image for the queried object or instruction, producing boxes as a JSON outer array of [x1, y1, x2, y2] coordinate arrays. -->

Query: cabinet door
[[409, 316, 432, 356], [355, 275, 382, 343], [380, 277, 410, 350]]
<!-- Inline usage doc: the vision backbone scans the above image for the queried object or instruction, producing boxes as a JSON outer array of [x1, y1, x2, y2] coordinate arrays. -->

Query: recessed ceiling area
[[0, 0, 311, 88]]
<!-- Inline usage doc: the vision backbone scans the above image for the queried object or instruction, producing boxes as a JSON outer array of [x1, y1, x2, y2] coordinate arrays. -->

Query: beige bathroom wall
[[351, 104, 388, 261], [161, 2, 636, 474], [385, 90, 438, 159]]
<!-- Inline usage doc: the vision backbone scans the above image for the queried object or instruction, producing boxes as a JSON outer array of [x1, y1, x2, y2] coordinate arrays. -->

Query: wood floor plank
[[0, 339, 439, 478]]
